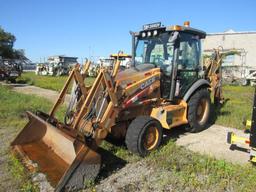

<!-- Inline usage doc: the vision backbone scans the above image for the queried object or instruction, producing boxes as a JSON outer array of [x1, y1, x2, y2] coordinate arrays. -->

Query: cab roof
[[166, 25, 206, 39], [136, 22, 206, 39]]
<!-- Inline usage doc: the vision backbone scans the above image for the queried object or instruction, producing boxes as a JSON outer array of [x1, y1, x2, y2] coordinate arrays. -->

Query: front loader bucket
[[11, 111, 101, 191]]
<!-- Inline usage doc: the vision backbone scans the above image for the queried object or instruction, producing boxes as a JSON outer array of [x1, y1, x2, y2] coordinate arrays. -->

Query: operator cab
[[132, 22, 206, 99]]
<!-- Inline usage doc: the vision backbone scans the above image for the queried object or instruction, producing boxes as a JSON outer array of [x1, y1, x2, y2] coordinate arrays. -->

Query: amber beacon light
[[184, 21, 190, 27]]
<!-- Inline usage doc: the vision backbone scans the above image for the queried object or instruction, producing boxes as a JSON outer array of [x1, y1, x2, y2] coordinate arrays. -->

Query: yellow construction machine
[[12, 21, 223, 191]]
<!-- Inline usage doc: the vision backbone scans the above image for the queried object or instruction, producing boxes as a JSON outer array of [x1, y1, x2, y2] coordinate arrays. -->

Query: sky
[[0, 0, 255, 62]]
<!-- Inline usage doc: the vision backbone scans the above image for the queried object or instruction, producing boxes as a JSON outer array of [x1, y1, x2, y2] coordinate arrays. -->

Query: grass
[[100, 137, 256, 191], [0, 85, 51, 129], [100, 141, 140, 163], [16, 72, 95, 92], [214, 85, 254, 129], [143, 140, 256, 191], [0, 85, 65, 128], [1, 82, 256, 191], [0, 85, 66, 191], [8, 154, 38, 192]]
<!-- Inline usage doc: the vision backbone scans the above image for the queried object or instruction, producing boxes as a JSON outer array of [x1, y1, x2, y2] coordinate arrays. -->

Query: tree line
[[0, 26, 25, 60]]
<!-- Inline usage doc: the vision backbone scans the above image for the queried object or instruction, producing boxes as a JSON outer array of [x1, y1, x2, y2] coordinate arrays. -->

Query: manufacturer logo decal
[[140, 77, 156, 89]]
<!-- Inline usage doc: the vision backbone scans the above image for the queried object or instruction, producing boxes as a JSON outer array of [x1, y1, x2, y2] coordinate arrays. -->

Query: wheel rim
[[143, 125, 159, 151], [196, 98, 209, 124]]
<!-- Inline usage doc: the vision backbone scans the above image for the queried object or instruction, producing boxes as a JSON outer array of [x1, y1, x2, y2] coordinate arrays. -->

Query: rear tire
[[187, 88, 211, 133], [125, 116, 163, 157]]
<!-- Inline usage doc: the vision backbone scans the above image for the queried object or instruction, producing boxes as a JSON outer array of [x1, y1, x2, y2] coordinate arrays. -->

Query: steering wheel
[[153, 57, 165, 67]]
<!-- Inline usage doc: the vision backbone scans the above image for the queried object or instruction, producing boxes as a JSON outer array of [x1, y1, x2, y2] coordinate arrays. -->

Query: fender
[[183, 79, 210, 102]]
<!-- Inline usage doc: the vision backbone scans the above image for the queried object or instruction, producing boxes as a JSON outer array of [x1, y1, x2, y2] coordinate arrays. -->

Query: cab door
[[176, 33, 202, 97]]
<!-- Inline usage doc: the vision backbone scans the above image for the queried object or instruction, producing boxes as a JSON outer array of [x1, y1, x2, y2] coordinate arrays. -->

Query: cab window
[[178, 33, 201, 70]]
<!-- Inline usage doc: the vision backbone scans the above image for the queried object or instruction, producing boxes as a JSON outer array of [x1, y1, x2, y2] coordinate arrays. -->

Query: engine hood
[[115, 64, 160, 89]]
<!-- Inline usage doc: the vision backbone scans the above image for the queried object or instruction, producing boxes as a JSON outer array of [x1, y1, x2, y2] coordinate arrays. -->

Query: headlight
[[142, 32, 146, 38], [153, 30, 158, 36], [147, 31, 152, 37]]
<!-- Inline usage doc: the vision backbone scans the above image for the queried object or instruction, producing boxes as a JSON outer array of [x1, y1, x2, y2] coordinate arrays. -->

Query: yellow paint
[[123, 70, 161, 97], [230, 133, 249, 144], [246, 120, 252, 128], [168, 25, 183, 31], [150, 100, 188, 129], [144, 126, 159, 150], [110, 53, 131, 58], [251, 156, 256, 163]]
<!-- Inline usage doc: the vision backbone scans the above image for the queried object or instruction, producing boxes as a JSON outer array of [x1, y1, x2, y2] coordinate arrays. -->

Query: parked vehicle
[[0, 58, 23, 82]]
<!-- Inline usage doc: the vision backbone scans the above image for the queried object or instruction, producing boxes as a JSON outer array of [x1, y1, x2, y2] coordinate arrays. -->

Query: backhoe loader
[[11, 21, 223, 191]]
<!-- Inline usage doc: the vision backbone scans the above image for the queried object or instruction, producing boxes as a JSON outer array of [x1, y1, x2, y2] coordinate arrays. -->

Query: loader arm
[[72, 69, 119, 136], [50, 60, 91, 118]]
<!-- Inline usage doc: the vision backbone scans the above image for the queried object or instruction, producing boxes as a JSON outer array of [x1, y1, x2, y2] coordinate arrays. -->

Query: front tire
[[125, 116, 163, 157], [187, 88, 211, 133]]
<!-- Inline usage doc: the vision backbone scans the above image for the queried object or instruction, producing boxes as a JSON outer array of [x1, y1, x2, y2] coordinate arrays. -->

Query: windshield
[[135, 32, 174, 73]]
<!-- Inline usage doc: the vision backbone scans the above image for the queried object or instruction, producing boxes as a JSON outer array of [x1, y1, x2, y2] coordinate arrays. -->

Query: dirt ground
[[2, 83, 252, 191], [10, 83, 71, 104], [176, 124, 249, 164]]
